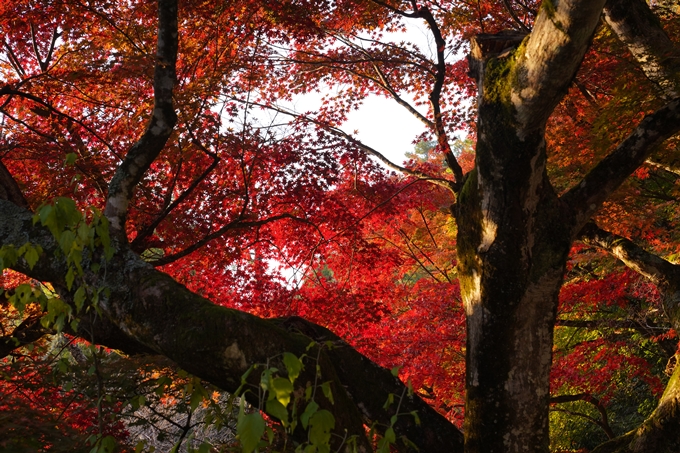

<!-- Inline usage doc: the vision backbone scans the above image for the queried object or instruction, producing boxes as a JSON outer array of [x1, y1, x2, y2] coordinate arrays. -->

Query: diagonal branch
[[104, 0, 178, 238], [579, 222, 680, 289], [0, 314, 49, 359], [149, 213, 313, 266], [509, 0, 607, 132], [0, 199, 463, 452], [604, 0, 680, 100], [331, 35, 435, 129], [131, 137, 220, 253], [562, 97, 680, 233], [502, 0, 531, 32]]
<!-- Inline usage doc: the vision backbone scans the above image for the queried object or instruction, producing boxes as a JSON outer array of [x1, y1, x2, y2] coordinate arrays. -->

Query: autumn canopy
[[1, 0, 680, 451]]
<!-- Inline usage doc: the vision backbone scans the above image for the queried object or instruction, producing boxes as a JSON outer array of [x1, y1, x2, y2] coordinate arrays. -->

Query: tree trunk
[[457, 88, 572, 452]]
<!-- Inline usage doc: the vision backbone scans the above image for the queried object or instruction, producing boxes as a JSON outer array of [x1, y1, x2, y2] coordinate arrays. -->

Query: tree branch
[[414, 5, 464, 187], [104, 0, 178, 237], [510, 0, 607, 133], [131, 138, 220, 253], [604, 0, 680, 100], [248, 99, 459, 193], [502, 0, 531, 33], [550, 393, 615, 439], [0, 199, 463, 452], [0, 314, 49, 359], [578, 222, 680, 334], [579, 222, 680, 289], [562, 97, 680, 232]]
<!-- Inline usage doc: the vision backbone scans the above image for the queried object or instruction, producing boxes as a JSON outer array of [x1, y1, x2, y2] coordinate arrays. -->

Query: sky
[[284, 92, 428, 166], [283, 23, 441, 166]]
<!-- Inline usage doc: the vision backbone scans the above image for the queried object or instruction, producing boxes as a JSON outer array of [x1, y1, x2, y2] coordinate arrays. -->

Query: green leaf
[[77, 221, 92, 244], [65, 152, 78, 165], [410, 410, 420, 425], [74, 285, 86, 312], [308, 410, 335, 447], [260, 367, 277, 393], [65, 267, 75, 290], [383, 393, 394, 409], [265, 398, 289, 426], [283, 352, 302, 383], [190, 388, 204, 411], [391, 365, 401, 377], [54, 197, 81, 228], [236, 412, 265, 453], [23, 244, 41, 270], [135, 440, 146, 453], [270, 376, 294, 406], [300, 400, 319, 429], [320, 381, 334, 404]]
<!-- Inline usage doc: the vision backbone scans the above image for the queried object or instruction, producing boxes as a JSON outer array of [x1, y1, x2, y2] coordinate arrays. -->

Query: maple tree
[[1, 0, 680, 451]]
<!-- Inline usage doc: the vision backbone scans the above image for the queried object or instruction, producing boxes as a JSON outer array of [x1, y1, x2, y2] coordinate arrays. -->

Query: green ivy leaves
[[0, 197, 115, 335], [233, 344, 351, 453]]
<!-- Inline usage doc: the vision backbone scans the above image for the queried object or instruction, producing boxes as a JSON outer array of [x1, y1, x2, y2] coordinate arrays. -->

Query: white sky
[[287, 23, 439, 166]]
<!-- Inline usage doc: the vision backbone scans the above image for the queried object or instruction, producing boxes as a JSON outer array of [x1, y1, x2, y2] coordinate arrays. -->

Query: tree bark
[[604, 0, 680, 100], [459, 0, 606, 450]]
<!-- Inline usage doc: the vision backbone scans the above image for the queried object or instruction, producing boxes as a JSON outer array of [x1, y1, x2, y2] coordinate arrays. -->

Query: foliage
[[0, 0, 679, 451]]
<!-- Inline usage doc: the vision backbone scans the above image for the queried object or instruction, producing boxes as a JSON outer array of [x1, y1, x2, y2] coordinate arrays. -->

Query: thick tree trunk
[[459, 0, 680, 448], [457, 100, 571, 452], [458, 3, 606, 447]]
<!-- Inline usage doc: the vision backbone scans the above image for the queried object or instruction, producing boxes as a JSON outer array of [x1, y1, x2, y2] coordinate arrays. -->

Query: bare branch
[[414, 5, 464, 186], [150, 213, 312, 266], [578, 222, 680, 334], [246, 99, 459, 193], [131, 136, 220, 252], [3, 40, 27, 78], [502, 0, 531, 32], [579, 223, 680, 288], [646, 158, 680, 177]]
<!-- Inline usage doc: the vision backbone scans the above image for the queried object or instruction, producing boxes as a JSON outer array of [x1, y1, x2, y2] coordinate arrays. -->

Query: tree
[[1, 0, 680, 452]]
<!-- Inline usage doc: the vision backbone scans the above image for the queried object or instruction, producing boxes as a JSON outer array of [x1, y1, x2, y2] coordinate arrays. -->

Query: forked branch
[[104, 0, 178, 238]]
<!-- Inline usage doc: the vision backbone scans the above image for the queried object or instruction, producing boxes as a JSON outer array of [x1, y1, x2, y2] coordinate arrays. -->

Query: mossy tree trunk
[[459, 0, 680, 451], [457, 101, 571, 452]]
